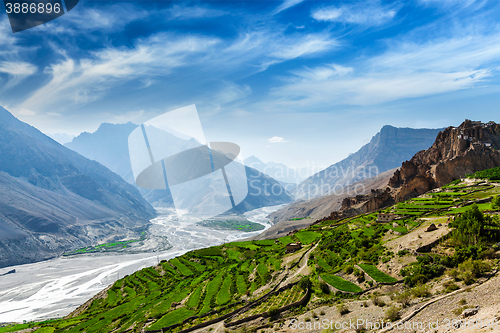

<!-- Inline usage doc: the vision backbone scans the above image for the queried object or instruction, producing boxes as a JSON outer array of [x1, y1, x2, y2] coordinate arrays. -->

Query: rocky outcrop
[[389, 120, 500, 201], [293, 125, 442, 199], [319, 120, 500, 222]]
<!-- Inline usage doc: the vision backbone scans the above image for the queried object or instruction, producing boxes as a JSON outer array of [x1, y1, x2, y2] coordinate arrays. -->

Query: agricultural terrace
[[10, 169, 500, 333]]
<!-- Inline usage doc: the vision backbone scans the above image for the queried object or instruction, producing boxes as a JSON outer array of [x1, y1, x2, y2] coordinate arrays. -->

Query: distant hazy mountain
[[0, 107, 156, 268], [46, 132, 75, 144], [244, 155, 307, 185], [294, 125, 443, 199], [66, 123, 293, 213]]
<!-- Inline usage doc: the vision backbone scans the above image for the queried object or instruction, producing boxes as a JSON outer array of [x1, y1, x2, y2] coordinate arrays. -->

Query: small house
[[286, 242, 302, 253], [377, 213, 396, 223]]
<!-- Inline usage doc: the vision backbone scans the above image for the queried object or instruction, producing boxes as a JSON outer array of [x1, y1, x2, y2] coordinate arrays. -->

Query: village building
[[377, 213, 396, 223], [286, 242, 302, 253]]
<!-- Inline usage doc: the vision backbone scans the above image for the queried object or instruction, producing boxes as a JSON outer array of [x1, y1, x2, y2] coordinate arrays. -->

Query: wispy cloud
[[272, 0, 305, 15], [268, 136, 288, 143], [19, 33, 220, 110], [418, 0, 483, 8], [269, 32, 500, 107], [0, 61, 37, 87], [311, 1, 398, 26], [18, 22, 337, 112], [37, 3, 148, 34], [169, 5, 226, 19]]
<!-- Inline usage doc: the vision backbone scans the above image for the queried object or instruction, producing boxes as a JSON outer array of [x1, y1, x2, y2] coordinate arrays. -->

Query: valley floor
[[0, 205, 284, 324]]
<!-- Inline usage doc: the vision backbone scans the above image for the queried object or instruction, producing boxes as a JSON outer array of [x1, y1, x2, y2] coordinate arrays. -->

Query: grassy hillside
[[3, 170, 500, 333]]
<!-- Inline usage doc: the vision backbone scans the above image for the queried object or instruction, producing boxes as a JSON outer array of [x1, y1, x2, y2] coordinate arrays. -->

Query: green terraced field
[[358, 264, 398, 283], [295, 231, 321, 244], [321, 274, 362, 293], [14, 171, 500, 333]]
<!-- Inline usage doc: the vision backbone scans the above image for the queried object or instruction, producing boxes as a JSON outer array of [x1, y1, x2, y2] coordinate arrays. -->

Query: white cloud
[[311, 1, 398, 26], [418, 0, 481, 7], [169, 5, 226, 19], [18, 108, 36, 116], [0, 61, 36, 76], [19, 33, 220, 110], [268, 136, 289, 143], [0, 61, 37, 87], [272, 0, 305, 15], [269, 32, 500, 107], [36, 3, 148, 34], [18, 23, 338, 112]]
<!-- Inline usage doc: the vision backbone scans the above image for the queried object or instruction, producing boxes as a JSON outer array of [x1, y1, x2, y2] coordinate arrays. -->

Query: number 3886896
[[5, 2, 61, 14]]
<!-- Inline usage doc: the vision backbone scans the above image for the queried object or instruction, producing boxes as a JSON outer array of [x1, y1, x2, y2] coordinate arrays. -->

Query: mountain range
[[0, 107, 156, 268], [267, 125, 443, 223], [243, 155, 307, 186], [323, 120, 500, 222], [293, 125, 443, 199], [66, 123, 293, 213]]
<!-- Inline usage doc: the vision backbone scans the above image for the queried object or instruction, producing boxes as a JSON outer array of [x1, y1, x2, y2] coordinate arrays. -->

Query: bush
[[447, 268, 460, 280], [268, 307, 280, 317], [344, 264, 354, 274], [491, 195, 500, 211], [411, 285, 431, 298], [337, 302, 350, 315], [460, 271, 475, 285], [371, 293, 385, 307], [443, 280, 460, 293], [393, 290, 412, 307], [319, 281, 330, 294], [299, 276, 312, 291], [397, 249, 410, 257], [458, 259, 492, 279], [385, 306, 401, 322]]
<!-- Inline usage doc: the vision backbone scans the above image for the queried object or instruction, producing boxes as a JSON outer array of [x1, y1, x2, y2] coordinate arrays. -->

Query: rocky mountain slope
[[328, 120, 500, 221], [265, 168, 396, 227], [244, 155, 306, 185], [66, 123, 293, 212], [294, 125, 442, 199], [0, 107, 156, 268], [14, 168, 500, 333]]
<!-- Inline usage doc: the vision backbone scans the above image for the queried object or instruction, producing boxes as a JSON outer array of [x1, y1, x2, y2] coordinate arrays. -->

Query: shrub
[[444, 281, 460, 293], [447, 268, 460, 280], [397, 249, 410, 257], [460, 271, 475, 285], [458, 259, 491, 278], [371, 293, 385, 307], [344, 264, 354, 274], [319, 281, 330, 294], [491, 195, 500, 211], [268, 307, 280, 317], [411, 285, 431, 298], [393, 290, 412, 307], [299, 276, 312, 291], [337, 302, 350, 315], [385, 306, 401, 322]]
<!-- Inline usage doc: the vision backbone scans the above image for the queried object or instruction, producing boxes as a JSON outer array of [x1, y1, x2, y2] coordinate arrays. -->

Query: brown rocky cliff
[[321, 120, 500, 222], [389, 120, 500, 201]]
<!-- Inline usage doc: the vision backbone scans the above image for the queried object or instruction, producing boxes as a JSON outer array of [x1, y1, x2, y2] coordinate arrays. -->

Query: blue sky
[[0, 0, 499, 169]]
